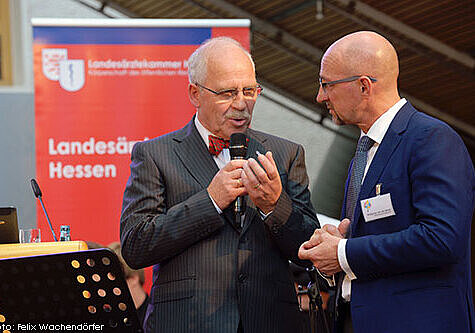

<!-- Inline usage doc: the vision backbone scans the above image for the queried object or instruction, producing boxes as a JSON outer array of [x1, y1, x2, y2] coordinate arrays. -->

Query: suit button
[[238, 273, 247, 283]]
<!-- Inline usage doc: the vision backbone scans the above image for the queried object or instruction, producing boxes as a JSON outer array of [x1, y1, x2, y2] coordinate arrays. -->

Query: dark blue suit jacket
[[341, 102, 475, 332]]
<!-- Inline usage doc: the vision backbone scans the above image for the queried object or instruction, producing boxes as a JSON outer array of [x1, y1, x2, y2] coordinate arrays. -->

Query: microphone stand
[[30, 179, 58, 241], [305, 266, 330, 333]]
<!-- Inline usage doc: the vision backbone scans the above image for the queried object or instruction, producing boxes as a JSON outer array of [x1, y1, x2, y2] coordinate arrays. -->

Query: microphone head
[[30, 179, 42, 198], [230, 133, 247, 159]]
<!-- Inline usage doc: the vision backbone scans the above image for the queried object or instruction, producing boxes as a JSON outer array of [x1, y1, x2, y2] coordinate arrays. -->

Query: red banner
[[33, 20, 250, 290]]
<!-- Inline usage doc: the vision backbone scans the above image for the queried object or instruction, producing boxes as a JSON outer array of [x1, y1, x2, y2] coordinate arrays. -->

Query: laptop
[[0, 207, 19, 244]]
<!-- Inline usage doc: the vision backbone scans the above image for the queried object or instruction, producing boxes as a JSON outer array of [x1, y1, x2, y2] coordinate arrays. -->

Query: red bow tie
[[208, 135, 229, 156]]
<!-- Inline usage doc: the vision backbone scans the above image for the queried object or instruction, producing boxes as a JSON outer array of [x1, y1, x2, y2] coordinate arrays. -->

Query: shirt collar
[[194, 114, 213, 146], [363, 98, 407, 144]]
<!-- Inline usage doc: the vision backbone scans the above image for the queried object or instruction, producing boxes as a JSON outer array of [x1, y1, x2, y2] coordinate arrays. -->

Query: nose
[[316, 85, 327, 104], [231, 90, 247, 110]]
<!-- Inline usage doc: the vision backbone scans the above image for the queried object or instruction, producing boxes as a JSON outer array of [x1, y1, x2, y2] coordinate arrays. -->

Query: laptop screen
[[0, 207, 19, 244]]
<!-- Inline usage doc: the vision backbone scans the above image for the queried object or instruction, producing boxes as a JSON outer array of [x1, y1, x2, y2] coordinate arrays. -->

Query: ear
[[359, 77, 372, 96], [188, 83, 201, 108]]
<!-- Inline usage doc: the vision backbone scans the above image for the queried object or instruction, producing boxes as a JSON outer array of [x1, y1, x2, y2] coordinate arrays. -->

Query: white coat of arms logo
[[42, 48, 68, 81], [42, 48, 85, 92], [59, 60, 85, 92]]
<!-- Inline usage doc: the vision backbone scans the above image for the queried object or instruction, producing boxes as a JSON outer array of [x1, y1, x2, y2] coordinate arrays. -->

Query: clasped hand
[[298, 219, 350, 275], [207, 151, 282, 214]]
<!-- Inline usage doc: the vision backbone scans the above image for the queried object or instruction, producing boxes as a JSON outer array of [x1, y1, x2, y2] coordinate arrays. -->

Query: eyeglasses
[[195, 83, 263, 101], [319, 75, 377, 93]]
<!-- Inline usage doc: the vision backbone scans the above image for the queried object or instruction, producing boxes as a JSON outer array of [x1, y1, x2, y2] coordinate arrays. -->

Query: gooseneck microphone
[[30, 179, 58, 241], [229, 133, 248, 225]]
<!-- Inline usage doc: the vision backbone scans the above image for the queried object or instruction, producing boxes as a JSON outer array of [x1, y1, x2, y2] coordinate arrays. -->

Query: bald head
[[323, 31, 399, 91], [317, 31, 402, 131]]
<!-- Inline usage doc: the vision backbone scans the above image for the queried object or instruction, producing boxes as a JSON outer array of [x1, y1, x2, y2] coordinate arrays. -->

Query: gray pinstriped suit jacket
[[120, 117, 319, 332]]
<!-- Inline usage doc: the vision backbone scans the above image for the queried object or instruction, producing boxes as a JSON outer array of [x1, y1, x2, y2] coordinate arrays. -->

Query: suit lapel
[[173, 117, 219, 188], [351, 103, 417, 234], [173, 123, 272, 234]]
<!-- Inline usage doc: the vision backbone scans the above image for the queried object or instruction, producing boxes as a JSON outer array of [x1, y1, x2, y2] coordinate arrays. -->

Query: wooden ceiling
[[95, 0, 475, 154]]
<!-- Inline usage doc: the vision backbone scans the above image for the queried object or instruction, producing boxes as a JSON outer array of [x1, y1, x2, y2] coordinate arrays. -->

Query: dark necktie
[[345, 135, 374, 225], [208, 135, 229, 156]]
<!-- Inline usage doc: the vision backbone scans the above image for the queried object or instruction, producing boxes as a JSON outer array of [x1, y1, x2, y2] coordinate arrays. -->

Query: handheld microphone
[[30, 179, 58, 241], [229, 133, 248, 219]]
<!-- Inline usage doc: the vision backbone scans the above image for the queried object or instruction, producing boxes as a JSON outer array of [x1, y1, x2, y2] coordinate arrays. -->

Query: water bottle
[[59, 225, 71, 241]]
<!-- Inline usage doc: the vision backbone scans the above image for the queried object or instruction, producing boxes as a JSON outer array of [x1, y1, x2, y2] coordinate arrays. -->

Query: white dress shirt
[[338, 98, 407, 301], [195, 115, 231, 170], [195, 115, 230, 214]]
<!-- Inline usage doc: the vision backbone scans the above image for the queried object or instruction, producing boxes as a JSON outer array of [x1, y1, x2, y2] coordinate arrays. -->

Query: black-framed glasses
[[319, 75, 377, 93], [195, 82, 263, 101]]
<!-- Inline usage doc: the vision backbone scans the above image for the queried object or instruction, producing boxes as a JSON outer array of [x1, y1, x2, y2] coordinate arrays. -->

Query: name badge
[[360, 193, 395, 222]]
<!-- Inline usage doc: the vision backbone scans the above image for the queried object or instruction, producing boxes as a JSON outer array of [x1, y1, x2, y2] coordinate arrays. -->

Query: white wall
[[253, 89, 335, 186]]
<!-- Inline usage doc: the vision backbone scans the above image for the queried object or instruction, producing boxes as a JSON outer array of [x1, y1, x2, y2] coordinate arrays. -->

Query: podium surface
[[0, 240, 88, 259]]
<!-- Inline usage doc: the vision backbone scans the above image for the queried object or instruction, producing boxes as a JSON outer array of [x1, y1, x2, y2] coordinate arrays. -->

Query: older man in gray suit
[[120, 37, 319, 333]]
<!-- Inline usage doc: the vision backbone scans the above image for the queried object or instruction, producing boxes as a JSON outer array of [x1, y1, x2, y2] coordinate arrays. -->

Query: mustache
[[225, 110, 251, 120]]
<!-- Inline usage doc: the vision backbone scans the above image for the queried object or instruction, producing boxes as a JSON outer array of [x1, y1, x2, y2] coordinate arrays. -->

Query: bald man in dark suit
[[120, 37, 319, 333], [299, 31, 475, 333]]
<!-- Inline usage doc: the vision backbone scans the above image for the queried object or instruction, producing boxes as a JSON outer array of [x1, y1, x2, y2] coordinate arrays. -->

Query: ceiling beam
[[332, 0, 474, 69], [192, 0, 324, 62], [190, 0, 474, 136], [268, 0, 315, 22], [326, 0, 474, 79], [93, 0, 475, 137], [404, 93, 475, 137], [98, 0, 140, 17]]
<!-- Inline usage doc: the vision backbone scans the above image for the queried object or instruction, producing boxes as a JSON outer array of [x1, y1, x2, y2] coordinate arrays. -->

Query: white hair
[[187, 36, 255, 84]]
